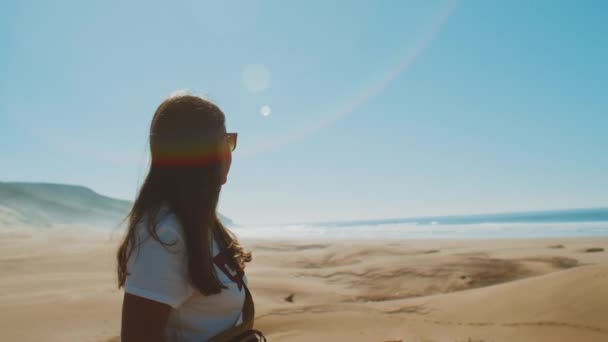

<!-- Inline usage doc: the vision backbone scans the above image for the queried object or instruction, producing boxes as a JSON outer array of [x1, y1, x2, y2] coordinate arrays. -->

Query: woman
[[117, 93, 252, 341]]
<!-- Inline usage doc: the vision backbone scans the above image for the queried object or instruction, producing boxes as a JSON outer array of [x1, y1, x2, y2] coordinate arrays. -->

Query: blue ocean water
[[232, 208, 608, 240]]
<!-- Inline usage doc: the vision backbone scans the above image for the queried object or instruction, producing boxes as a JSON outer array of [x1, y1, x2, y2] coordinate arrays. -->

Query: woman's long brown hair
[[116, 94, 251, 296]]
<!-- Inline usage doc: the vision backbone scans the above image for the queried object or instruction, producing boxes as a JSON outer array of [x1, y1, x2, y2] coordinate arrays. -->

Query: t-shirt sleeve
[[124, 223, 194, 309]]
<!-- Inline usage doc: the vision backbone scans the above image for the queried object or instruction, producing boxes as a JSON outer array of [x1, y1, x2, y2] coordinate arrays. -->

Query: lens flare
[[243, 0, 459, 157], [260, 105, 272, 117], [241, 64, 271, 93]]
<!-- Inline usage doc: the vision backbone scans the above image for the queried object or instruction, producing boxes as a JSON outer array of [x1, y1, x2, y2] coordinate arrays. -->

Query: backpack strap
[[241, 281, 255, 324], [208, 281, 256, 342]]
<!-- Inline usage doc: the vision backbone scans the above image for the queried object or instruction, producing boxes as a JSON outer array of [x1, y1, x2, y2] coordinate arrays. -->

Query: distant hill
[[0, 182, 233, 229]]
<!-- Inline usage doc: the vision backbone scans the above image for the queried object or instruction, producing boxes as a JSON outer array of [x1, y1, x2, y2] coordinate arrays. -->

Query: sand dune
[[0, 231, 607, 341], [249, 238, 608, 341]]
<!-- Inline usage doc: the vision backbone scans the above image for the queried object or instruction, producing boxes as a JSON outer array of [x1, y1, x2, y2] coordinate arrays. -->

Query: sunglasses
[[225, 132, 238, 152]]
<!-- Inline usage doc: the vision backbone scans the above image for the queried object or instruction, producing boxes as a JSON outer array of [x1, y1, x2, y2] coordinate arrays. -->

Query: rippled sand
[[1, 229, 607, 341]]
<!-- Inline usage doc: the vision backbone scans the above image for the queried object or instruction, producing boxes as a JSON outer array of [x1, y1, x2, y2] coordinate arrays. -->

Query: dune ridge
[[248, 238, 608, 341]]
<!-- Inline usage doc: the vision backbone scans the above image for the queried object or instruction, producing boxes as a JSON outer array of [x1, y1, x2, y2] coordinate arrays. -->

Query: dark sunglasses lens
[[227, 134, 237, 151]]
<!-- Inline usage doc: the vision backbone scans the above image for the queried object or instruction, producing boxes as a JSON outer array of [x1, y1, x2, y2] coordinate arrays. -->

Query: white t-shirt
[[124, 207, 247, 342]]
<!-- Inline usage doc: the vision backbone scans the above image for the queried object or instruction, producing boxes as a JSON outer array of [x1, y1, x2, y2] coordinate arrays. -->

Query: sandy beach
[[1, 228, 607, 342]]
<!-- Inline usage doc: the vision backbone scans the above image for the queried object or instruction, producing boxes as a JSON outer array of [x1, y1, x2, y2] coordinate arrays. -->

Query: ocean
[[232, 208, 608, 240]]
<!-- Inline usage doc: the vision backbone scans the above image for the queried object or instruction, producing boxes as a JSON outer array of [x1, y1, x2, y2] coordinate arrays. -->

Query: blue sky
[[1, 0, 607, 224]]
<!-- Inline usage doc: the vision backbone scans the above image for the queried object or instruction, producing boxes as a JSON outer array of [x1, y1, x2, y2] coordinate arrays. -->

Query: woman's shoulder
[[135, 206, 185, 248]]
